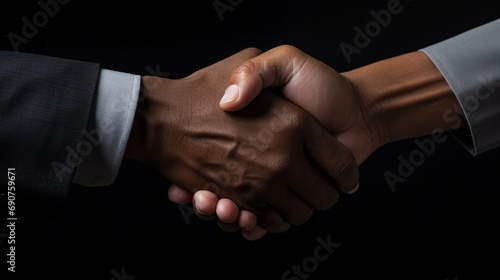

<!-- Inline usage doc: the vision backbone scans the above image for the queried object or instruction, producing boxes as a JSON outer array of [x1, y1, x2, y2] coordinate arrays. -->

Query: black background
[[1, 0, 500, 279]]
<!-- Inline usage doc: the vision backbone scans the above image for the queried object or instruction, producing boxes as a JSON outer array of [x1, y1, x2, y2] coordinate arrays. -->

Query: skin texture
[[168, 45, 465, 240], [124, 47, 359, 235]]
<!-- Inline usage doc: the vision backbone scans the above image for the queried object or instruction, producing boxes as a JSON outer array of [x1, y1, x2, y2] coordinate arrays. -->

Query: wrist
[[124, 77, 151, 165], [344, 51, 464, 147]]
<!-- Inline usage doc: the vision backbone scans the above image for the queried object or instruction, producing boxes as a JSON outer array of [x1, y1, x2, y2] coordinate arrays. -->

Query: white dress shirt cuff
[[73, 69, 141, 186], [420, 18, 500, 156]]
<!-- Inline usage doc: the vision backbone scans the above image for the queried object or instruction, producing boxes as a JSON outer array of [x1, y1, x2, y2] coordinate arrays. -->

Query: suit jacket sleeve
[[0, 51, 100, 213], [420, 18, 500, 155]]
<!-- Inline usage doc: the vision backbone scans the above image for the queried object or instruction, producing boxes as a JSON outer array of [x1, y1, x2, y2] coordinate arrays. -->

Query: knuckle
[[276, 44, 301, 55], [235, 59, 258, 75], [281, 112, 307, 134], [243, 47, 263, 56]]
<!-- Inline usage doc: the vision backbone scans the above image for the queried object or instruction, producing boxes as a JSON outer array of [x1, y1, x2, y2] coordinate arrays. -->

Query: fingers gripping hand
[[168, 184, 268, 240]]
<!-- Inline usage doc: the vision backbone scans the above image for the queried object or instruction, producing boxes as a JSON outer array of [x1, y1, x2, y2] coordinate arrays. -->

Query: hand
[[218, 45, 383, 164], [126, 47, 360, 237], [169, 45, 461, 238], [168, 45, 371, 239]]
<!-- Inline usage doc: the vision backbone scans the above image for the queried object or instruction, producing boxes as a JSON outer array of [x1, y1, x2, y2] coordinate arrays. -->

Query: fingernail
[[347, 182, 360, 194], [220, 84, 240, 104]]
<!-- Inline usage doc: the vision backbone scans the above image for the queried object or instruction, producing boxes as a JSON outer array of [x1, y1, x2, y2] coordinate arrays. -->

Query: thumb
[[219, 45, 306, 112]]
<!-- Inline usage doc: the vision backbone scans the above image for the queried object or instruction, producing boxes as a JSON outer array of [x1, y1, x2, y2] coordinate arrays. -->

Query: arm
[[218, 48, 467, 163], [420, 18, 500, 155], [0, 51, 142, 214], [219, 19, 500, 160], [0, 51, 100, 214], [341, 50, 465, 157]]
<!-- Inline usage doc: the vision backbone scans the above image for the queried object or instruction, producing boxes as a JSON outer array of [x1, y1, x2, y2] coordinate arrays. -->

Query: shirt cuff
[[73, 69, 141, 186], [419, 18, 500, 156]]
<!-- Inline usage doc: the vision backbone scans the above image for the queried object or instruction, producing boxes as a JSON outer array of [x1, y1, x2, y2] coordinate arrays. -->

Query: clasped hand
[[126, 47, 365, 240]]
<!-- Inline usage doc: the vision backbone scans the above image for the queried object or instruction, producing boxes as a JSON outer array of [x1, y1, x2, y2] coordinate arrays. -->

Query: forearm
[[0, 51, 99, 212], [343, 51, 465, 148]]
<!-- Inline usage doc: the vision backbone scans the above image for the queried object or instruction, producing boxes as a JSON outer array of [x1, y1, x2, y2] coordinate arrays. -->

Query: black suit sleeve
[[0, 51, 100, 214]]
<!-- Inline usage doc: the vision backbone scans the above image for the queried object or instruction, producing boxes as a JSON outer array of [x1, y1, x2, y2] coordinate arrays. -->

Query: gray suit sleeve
[[0, 51, 100, 213], [420, 18, 500, 155]]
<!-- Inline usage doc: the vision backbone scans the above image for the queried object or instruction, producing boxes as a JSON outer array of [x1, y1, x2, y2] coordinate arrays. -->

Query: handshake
[[124, 45, 462, 240]]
